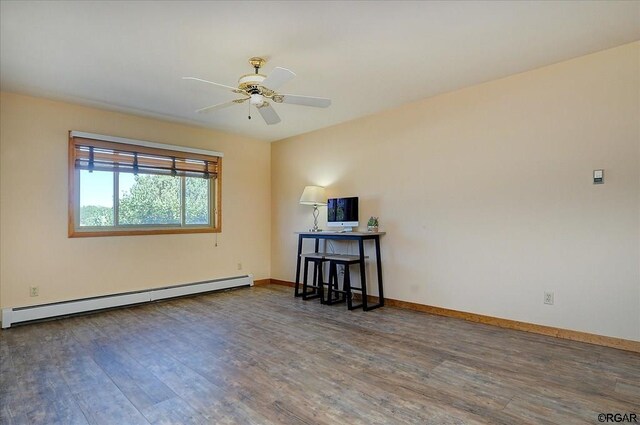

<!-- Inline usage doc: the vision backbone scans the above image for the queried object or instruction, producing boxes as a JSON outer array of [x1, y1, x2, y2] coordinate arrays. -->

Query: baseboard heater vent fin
[[1, 275, 253, 329]]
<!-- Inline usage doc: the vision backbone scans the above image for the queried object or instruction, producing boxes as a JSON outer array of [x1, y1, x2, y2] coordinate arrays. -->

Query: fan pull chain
[[248, 101, 252, 120]]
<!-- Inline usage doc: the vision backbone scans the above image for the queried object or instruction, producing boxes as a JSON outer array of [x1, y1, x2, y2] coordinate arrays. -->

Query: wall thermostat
[[593, 169, 604, 184]]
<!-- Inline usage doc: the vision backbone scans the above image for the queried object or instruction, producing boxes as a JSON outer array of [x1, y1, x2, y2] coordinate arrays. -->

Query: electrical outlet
[[30, 286, 39, 297], [544, 291, 554, 305], [237, 263, 242, 271]]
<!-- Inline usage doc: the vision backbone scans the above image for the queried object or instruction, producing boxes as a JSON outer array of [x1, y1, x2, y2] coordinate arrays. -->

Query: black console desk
[[294, 231, 386, 311]]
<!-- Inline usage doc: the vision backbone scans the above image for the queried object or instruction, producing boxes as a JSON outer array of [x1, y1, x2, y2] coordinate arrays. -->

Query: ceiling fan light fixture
[[250, 93, 264, 106]]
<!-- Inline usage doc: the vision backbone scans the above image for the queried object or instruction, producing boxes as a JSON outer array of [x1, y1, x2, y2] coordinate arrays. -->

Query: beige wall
[[271, 42, 640, 341], [0, 93, 270, 310]]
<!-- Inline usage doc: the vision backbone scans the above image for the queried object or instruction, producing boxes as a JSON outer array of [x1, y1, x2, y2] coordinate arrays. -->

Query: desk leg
[[294, 235, 303, 297], [375, 236, 384, 307], [358, 239, 368, 310], [361, 236, 384, 311], [312, 239, 320, 295]]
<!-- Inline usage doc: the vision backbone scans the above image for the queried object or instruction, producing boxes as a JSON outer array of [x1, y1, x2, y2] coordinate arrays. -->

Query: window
[[69, 132, 222, 237]]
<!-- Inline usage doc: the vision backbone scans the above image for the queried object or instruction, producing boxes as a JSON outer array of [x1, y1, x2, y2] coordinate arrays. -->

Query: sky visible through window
[[119, 173, 136, 202], [79, 171, 138, 207], [79, 170, 113, 207]]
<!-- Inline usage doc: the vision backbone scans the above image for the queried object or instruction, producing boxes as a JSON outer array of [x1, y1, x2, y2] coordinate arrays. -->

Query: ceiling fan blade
[[256, 102, 281, 125], [279, 94, 331, 108], [261, 67, 296, 90], [196, 98, 247, 114], [182, 76, 238, 92]]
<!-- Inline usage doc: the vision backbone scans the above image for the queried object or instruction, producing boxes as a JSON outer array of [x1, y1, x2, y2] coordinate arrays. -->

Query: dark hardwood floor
[[1, 284, 638, 424]]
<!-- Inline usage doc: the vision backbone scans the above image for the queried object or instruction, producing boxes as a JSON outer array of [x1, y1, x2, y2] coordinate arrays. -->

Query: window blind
[[70, 135, 221, 179]]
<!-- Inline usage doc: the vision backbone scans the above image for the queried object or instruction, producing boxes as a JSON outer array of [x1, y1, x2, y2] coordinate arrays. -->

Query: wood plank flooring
[[1, 284, 638, 424]]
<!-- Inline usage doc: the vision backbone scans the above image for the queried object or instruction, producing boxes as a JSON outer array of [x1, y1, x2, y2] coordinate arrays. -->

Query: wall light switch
[[593, 169, 604, 184]]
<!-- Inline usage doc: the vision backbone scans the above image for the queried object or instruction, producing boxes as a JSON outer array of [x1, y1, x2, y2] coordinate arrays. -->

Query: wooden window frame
[[68, 132, 222, 238]]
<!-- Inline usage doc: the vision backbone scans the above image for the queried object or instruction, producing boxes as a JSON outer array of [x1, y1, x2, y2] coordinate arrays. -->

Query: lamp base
[[309, 205, 323, 232]]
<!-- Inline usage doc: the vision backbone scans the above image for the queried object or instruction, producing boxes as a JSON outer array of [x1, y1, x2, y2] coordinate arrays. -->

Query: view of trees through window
[[78, 171, 209, 227]]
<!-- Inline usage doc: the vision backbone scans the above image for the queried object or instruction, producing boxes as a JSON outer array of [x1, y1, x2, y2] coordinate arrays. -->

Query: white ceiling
[[1, 1, 639, 142]]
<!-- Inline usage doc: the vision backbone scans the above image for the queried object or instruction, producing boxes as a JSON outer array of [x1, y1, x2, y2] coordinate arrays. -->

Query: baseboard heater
[[1, 274, 253, 329]]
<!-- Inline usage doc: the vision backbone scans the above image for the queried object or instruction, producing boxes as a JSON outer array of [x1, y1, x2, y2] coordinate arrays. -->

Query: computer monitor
[[327, 197, 359, 232]]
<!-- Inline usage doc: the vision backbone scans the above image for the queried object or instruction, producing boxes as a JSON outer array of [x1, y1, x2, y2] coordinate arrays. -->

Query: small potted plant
[[367, 216, 379, 232]]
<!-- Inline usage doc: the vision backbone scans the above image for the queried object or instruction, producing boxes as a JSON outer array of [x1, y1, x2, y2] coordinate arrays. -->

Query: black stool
[[326, 255, 365, 309], [300, 254, 328, 301]]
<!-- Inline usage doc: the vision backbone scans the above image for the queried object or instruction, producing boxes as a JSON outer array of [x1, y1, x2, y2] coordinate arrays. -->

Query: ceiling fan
[[183, 57, 331, 125]]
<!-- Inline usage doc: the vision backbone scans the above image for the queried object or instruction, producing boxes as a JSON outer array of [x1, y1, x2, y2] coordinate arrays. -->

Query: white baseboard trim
[[1, 274, 253, 329]]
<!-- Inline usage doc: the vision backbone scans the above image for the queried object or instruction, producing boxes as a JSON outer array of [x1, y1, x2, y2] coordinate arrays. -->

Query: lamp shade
[[299, 185, 327, 206]]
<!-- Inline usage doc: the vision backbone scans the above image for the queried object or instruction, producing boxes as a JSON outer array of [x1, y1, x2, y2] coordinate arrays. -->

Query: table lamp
[[299, 186, 326, 232]]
